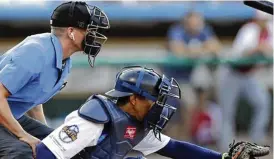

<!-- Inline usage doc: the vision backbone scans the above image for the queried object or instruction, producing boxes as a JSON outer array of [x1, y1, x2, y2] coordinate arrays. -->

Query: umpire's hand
[[19, 132, 41, 158]]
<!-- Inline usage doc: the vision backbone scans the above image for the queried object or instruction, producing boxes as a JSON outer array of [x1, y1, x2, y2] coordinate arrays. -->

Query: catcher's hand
[[222, 140, 270, 159]]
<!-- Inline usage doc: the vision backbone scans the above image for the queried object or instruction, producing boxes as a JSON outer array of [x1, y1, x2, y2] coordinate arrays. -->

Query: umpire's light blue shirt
[[0, 33, 71, 119]]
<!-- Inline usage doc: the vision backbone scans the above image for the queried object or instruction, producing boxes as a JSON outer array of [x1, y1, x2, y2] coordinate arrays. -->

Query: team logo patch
[[124, 126, 136, 140], [59, 125, 79, 143]]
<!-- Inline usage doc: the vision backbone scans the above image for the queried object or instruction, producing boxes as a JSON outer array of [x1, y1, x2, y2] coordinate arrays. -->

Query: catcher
[[36, 66, 270, 159]]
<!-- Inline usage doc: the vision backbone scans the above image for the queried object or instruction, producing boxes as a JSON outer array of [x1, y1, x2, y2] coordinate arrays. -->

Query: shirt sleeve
[[203, 25, 215, 39], [167, 25, 185, 42], [42, 111, 104, 159], [0, 43, 45, 94], [133, 130, 170, 156], [231, 24, 258, 57]]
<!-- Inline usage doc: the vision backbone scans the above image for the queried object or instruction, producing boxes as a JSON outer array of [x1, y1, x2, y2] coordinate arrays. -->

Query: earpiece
[[70, 32, 75, 41]]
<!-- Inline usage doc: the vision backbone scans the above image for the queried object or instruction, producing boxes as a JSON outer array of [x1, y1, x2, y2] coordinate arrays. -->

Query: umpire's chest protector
[[78, 95, 150, 159]]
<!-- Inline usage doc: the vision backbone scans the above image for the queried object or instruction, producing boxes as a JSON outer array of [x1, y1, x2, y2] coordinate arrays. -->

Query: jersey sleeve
[[231, 24, 257, 57], [167, 24, 185, 42], [133, 130, 171, 156], [203, 25, 215, 39], [42, 111, 104, 159]]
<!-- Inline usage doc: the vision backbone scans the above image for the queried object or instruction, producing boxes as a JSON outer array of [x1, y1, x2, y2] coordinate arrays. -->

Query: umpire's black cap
[[50, 1, 91, 29]]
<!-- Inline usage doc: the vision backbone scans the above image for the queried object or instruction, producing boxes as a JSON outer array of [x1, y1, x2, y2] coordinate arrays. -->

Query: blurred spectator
[[167, 11, 221, 58], [218, 10, 273, 151], [165, 11, 222, 140]]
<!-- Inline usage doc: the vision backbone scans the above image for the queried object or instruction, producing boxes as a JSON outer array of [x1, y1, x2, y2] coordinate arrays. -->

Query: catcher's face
[[129, 95, 154, 121]]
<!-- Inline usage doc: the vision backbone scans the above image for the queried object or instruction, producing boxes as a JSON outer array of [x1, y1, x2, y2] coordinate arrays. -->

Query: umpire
[[0, 1, 109, 158]]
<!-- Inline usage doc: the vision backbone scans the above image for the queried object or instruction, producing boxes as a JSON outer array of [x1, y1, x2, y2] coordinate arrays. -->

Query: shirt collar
[[50, 33, 63, 70]]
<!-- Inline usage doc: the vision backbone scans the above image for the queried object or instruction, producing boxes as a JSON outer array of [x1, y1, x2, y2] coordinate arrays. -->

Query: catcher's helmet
[[106, 66, 181, 140], [51, 1, 110, 67]]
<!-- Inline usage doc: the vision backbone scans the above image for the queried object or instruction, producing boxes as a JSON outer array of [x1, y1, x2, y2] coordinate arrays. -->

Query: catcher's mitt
[[222, 140, 270, 159]]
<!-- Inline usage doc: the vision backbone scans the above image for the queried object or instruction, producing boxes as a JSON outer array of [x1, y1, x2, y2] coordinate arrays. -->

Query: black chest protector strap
[[78, 95, 110, 124]]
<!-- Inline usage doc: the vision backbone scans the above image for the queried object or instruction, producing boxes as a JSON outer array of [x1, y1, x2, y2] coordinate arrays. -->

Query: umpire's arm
[[27, 104, 47, 125], [0, 44, 44, 138], [0, 83, 27, 138]]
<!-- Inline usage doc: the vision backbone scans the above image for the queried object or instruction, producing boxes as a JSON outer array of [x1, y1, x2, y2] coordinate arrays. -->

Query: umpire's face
[[129, 95, 154, 121], [68, 27, 87, 51]]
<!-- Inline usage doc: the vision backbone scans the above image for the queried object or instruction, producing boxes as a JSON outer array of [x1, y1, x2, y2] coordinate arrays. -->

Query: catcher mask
[[106, 66, 181, 140]]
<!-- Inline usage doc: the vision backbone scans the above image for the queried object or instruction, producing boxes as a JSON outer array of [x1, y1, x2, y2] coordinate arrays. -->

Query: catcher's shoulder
[[78, 95, 110, 124]]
